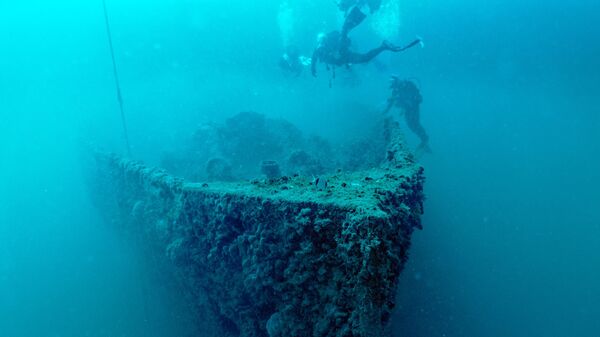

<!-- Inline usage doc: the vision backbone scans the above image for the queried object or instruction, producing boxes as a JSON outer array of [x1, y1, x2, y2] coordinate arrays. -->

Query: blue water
[[1, 1, 598, 336]]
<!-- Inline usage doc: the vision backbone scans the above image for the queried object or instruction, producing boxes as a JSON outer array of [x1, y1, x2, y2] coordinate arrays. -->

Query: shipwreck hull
[[90, 127, 425, 337]]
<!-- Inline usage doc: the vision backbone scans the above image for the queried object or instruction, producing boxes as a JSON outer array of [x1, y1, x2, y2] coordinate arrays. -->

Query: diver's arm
[[311, 49, 319, 77], [382, 98, 394, 114]]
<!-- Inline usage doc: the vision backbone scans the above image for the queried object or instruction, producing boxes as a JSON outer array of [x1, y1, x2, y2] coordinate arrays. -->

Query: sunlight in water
[[371, 0, 402, 40], [278, 0, 294, 47]]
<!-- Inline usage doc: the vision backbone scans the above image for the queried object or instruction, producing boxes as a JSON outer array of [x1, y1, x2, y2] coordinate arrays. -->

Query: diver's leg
[[405, 109, 430, 147], [346, 46, 387, 64]]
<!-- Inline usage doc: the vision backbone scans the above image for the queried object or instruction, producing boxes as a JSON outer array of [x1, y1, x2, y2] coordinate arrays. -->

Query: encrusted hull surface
[[90, 131, 424, 337]]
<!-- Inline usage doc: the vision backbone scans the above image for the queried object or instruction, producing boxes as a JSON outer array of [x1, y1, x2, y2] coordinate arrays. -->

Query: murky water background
[[1, 1, 598, 336]]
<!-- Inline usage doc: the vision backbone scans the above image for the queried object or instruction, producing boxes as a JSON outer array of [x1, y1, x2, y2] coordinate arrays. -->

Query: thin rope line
[[102, 0, 132, 157]]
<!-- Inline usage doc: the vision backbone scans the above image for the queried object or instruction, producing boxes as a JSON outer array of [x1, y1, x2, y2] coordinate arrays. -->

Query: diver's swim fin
[[416, 142, 432, 156], [391, 37, 424, 52], [368, 0, 383, 13], [342, 6, 367, 36]]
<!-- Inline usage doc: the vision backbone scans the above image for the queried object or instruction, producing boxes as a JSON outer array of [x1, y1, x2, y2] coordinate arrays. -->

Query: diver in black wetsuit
[[383, 76, 431, 154], [279, 46, 305, 76], [311, 7, 421, 77], [338, 0, 382, 13]]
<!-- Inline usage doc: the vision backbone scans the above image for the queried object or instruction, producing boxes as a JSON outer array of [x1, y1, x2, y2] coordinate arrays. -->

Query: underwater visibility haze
[[1, 0, 599, 336]]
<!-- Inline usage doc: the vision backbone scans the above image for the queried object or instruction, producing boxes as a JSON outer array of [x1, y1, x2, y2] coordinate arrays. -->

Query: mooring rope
[[102, 0, 132, 157]]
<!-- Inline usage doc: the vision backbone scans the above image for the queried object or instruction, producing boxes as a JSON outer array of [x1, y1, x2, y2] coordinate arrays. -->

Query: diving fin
[[416, 142, 432, 156], [368, 0, 383, 13], [342, 6, 367, 36], [397, 37, 423, 52]]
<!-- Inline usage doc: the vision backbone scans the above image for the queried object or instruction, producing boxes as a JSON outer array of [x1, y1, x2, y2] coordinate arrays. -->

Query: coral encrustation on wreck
[[90, 120, 424, 337]]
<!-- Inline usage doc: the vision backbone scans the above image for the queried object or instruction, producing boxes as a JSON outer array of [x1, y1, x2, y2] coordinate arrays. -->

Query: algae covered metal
[[89, 118, 425, 337]]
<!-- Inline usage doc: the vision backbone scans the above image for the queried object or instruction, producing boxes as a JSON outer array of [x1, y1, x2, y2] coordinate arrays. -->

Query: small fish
[[314, 177, 328, 190]]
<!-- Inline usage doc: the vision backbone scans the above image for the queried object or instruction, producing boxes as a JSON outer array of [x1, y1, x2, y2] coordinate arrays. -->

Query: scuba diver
[[383, 76, 431, 154], [338, 0, 382, 13], [279, 46, 311, 76], [311, 6, 422, 78]]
